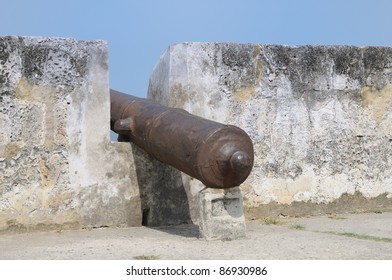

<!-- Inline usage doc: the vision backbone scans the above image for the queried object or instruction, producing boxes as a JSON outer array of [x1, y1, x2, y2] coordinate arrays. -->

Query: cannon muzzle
[[110, 89, 254, 189]]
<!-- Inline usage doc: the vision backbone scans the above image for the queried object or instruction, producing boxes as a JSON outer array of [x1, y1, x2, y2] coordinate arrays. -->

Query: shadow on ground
[[150, 223, 200, 238]]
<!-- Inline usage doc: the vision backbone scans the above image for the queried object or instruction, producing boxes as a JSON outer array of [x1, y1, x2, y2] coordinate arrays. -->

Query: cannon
[[110, 89, 254, 189]]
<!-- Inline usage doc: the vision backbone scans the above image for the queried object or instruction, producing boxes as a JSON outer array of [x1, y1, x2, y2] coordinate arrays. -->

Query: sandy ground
[[0, 212, 391, 260]]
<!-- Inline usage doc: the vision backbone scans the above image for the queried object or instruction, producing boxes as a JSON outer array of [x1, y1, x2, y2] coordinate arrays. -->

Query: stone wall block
[[148, 43, 392, 218], [0, 36, 141, 232]]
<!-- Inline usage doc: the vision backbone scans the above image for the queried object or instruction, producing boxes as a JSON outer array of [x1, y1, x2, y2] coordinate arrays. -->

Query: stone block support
[[198, 187, 246, 240]]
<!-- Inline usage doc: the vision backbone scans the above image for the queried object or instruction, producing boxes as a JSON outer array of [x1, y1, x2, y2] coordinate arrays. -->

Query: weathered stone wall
[[2, 38, 391, 232], [0, 36, 141, 232], [148, 43, 392, 219]]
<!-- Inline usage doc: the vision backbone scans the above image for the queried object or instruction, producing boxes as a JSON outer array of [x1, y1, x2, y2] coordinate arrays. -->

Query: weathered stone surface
[[198, 187, 246, 240], [148, 43, 392, 217], [130, 144, 191, 226], [0, 36, 141, 232]]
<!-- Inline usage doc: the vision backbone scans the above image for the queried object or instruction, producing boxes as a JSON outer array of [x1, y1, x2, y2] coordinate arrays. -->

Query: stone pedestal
[[198, 187, 246, 240]]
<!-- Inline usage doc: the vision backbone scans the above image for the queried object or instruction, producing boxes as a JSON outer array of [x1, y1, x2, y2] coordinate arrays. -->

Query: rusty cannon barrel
[[110, 89, 254, 189]]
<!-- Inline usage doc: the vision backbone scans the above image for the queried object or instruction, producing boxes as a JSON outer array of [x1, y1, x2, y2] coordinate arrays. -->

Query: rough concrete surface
[[148, 43, 392, 221], [0, 36, 141, 231], [198, 187, 246, 240], [0, 212, 391, 260], [2, 37, 392, 244]]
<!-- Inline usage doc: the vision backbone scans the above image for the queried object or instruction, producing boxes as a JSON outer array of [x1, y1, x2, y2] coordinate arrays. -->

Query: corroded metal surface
[[110, 89, 254, 189]]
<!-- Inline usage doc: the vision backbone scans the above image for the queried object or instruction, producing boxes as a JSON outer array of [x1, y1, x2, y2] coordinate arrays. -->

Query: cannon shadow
[[131, 144, 198, 237]]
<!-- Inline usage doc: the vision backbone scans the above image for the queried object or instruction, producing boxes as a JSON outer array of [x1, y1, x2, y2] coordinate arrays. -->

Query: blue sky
[[2, 0, 392, 97]]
